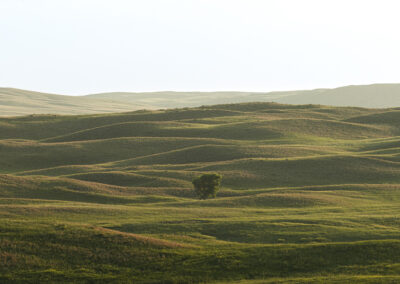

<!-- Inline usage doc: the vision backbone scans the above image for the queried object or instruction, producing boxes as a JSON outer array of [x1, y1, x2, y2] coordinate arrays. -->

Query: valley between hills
[[1, 101, 400, 282]]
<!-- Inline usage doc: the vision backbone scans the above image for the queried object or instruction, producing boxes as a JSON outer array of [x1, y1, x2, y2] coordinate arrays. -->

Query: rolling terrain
[[0, 88, 150, 116], [2, 83, 400, 116], [90, 83, 400, 109], [275, 84, 400, 108], [1, 102, 400, 282]]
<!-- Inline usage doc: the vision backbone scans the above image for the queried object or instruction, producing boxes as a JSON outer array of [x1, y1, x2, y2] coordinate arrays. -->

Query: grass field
[[1, 102, 400, 283], [3, 83, 400, 116]]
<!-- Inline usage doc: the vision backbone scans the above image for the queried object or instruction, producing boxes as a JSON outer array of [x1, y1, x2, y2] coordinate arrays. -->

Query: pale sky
[[1, 0, 399, 95]]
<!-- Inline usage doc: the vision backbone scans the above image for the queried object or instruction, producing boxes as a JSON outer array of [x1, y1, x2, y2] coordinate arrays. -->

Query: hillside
[[2, 83, 400, 116], [86, 90, 292, 109], [1, 102, 400, 282], [274, 84, 400, 108], [87, 83, 400, 109], [0, 88, 149, 116]]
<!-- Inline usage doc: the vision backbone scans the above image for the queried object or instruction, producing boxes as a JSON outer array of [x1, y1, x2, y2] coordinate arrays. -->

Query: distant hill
[[1, 83, 400, 116], [0, 88, 149, 116], [87, 84, 400, 109], [86, 91, 291, 109], [274, 84, 400, 108]]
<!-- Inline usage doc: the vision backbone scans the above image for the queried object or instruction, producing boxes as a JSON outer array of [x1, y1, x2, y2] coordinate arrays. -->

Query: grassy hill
[[274, 84, 400, 108], [3, 83, 400, 116], [0, 88, 149, 116], [86, 90, 291, 109], [87, 83, 400, 109], [1, 102, 400, 282]]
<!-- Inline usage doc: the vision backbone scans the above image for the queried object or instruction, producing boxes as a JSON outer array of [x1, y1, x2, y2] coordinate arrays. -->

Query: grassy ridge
[[1, 102, 400, 282], [0, 88, 149, 116], [3, 83, 400, 117]]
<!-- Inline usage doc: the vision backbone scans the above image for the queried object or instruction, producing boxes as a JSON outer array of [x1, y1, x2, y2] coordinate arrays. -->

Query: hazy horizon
[[1, 0, 400, 95], [1, 82, 400, 97]]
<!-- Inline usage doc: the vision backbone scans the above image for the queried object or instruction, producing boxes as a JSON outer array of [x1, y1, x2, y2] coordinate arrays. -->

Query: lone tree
[[192, 173, 222, 199]]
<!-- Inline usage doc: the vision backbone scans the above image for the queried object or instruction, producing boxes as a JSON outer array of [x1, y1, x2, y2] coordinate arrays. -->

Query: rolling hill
[[85, 90, 292, 109], [1, 102, 400, 282], [274, 84, 400, 108], [0, 87, 150, 116], [2, 83, 400, 116], [87, 84, 400, 109]]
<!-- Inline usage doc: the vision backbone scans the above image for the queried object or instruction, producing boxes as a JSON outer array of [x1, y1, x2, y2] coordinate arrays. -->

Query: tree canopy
[[192, 173, 222, 199]]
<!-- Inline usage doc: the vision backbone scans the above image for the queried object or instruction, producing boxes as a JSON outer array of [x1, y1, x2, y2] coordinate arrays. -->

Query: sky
[[1, 0, 400, 95]]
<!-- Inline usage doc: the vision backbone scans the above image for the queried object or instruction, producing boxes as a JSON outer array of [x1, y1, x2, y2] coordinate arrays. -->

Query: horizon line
[[1, 82, 399, 97]]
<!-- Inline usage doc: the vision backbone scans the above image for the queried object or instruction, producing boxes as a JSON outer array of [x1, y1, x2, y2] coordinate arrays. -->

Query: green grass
[[1, 102, 400, 282]]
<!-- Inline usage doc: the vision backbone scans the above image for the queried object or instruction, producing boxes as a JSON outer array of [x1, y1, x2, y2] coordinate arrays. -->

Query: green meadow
[[1, 102, 400, 283]]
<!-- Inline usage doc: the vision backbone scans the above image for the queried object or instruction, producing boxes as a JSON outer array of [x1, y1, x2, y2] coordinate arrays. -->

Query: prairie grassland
[[1, 102, 400, 283], [4, 84, 400, 116]]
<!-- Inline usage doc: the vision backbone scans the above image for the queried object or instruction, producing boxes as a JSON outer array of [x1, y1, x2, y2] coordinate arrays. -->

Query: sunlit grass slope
[[1, 102, 400, 283], [3, 83, 400, 116], [0, 88, 151, 116], [88, 83, 400, 109], [275, 83, 400, 108]]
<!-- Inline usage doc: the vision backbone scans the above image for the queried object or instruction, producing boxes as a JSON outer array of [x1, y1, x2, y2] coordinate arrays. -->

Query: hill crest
[[1, 83, 400, 116]]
